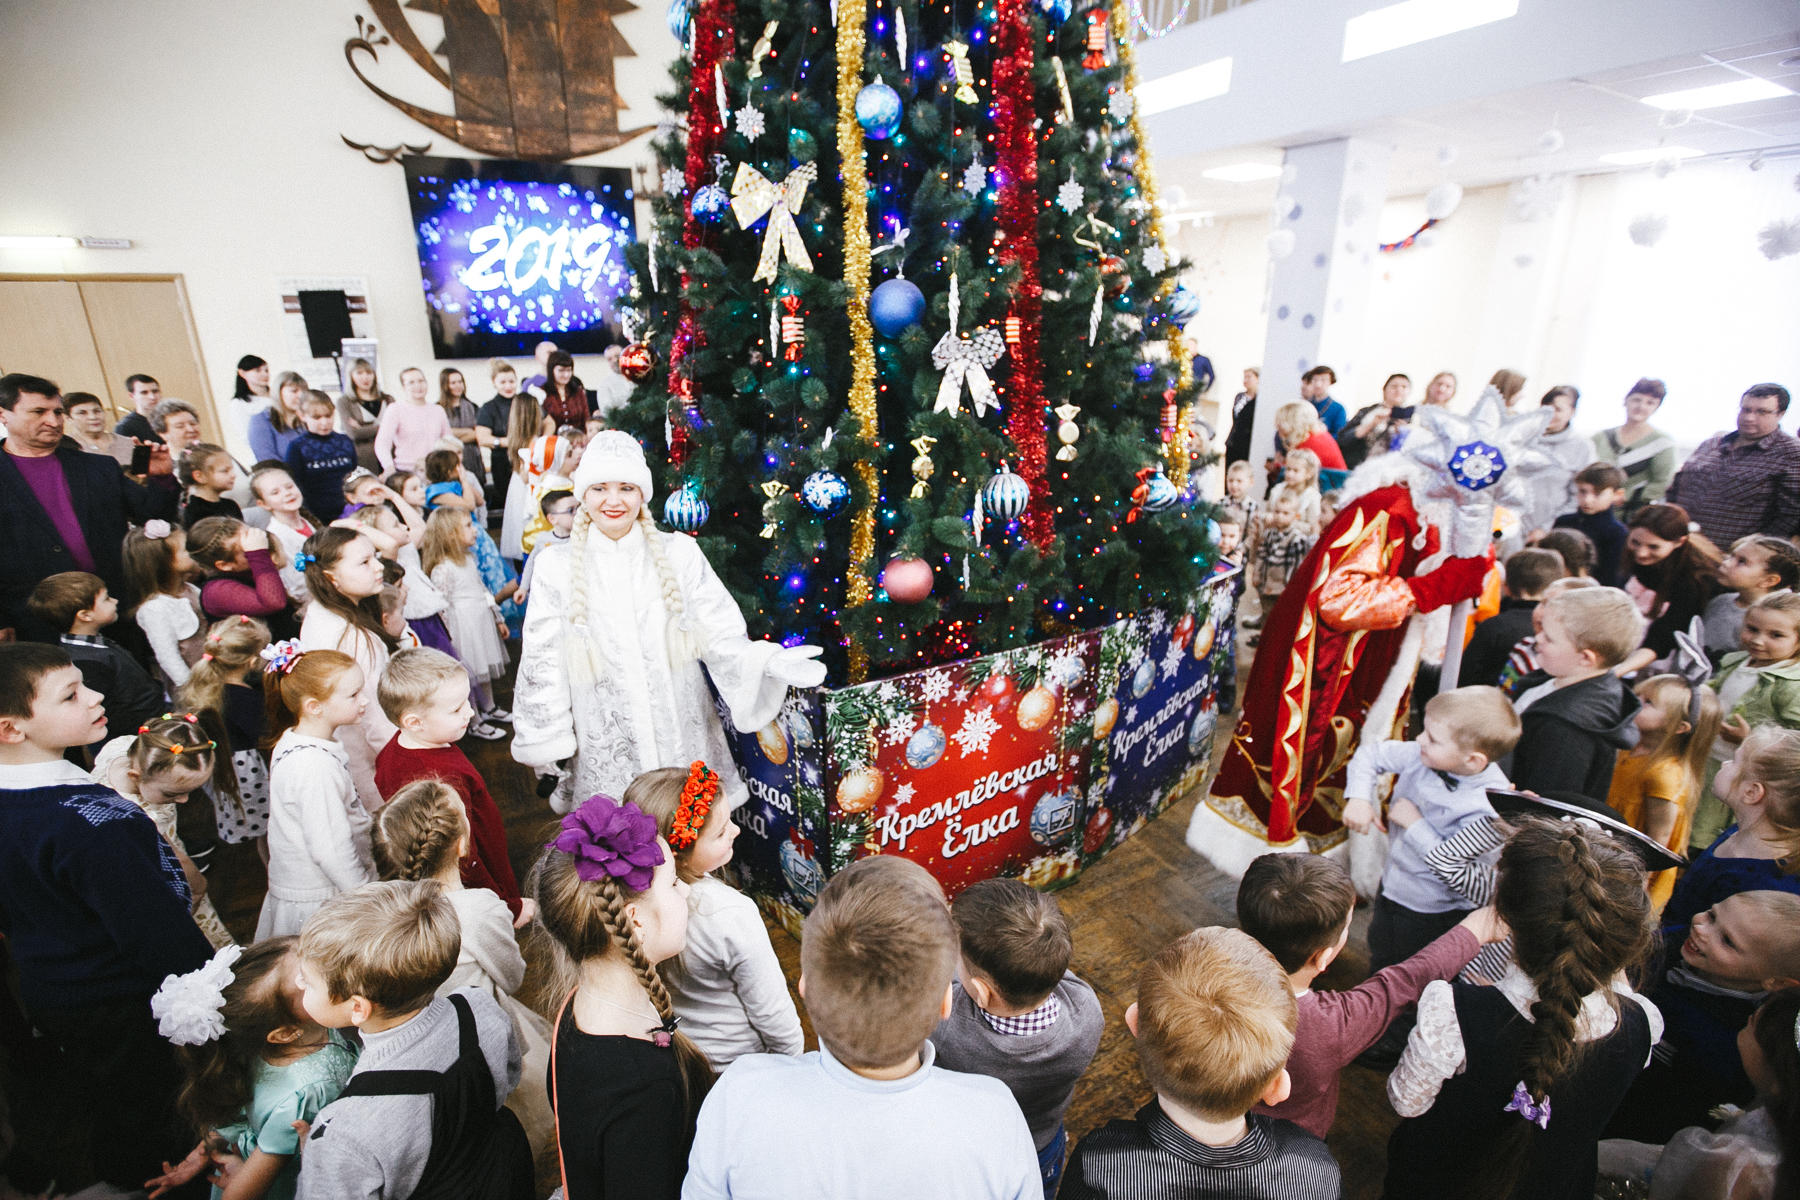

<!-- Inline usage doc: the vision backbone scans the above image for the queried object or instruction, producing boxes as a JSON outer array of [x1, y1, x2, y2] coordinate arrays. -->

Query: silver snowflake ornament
[[1108, 88, 1135, 121], [963, 158, 986, 196], [734, 105, 766, 139], [894, 782, 917, 805], [952, 705, 1003, 757], [1057, 175, 1085, 215], [1142, 245, 1167, 274], [882, 711, 917, 747], [660, 167, 687, 196], [1410, 386, 1555, 556]]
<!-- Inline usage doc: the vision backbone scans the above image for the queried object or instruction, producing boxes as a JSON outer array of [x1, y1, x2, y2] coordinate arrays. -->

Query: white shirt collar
[[0, 758, 99, 789], [1491, 963, 1664, 1047]]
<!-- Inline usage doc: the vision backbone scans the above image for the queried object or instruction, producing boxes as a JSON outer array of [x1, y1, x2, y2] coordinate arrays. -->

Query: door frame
[[0, 272, 217, 427]]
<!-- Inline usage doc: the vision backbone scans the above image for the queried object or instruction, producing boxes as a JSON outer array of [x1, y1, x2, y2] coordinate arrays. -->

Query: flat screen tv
[[404, 155, 638, 359]]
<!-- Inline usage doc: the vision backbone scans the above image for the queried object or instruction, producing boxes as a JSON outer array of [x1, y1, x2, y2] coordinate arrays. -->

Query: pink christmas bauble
[[881, 556, 934, 604]]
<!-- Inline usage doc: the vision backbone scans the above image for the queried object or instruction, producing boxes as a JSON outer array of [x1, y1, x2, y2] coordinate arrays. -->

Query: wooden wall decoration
[[345, 0, 654, 162]]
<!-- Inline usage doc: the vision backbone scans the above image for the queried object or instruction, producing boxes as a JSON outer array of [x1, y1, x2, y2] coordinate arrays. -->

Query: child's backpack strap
[[336, 992, 533, 1200]]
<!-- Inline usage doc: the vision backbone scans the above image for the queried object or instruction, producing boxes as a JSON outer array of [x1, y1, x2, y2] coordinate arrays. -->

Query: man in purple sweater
[[1236, 853, 1505, 1137], [0, 374, 178, 642]]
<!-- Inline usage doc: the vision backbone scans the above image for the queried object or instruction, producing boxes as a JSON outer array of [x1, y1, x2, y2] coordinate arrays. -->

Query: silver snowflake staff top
[[1410, 386, 1555, 557], [735, 105, 767, 139], [931, 273, 1007, 418], [1057, 170, 1086, 215]]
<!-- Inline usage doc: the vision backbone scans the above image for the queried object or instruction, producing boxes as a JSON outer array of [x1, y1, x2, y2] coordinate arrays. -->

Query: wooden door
[[0, 280, 114, 412], [79, 280, 220, 443]]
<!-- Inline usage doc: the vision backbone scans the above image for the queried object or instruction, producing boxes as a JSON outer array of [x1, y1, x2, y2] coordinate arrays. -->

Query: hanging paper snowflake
[[735, 105, 766, 139], [1108, 88, 1135, 121], [952, 705, 1003, 757], [1143, 245, 1167, 274], [963, 157, 986, 196], [661, 167, 687, 197], [882, 711, 918, 746], [919, 670, 953, 702], [1057, 173, 1086, 215]]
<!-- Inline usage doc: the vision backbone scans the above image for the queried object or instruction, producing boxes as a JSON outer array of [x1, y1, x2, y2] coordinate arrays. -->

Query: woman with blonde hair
[[1274, 400, 1348, 491], [247, 371, 310, 464], [336, 357, 391, 473]]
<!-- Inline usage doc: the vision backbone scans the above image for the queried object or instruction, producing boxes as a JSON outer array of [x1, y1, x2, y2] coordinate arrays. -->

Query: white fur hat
[[570, 430, 654, 503]]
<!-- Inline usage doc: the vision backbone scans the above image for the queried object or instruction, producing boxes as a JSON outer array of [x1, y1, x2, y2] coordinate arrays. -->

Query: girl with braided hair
[[626, 764, 804, 1066], [535, 794, 713, 1198], [1384, 818, 1661, 1200], [512, 432, 827, 814], [371, 780, 555, 1158], [179, 615, 273, 850]]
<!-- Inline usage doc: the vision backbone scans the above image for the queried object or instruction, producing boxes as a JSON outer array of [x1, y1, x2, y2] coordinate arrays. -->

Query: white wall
[[1176, 162, 1800, 464], [0, 1, 676, 405]]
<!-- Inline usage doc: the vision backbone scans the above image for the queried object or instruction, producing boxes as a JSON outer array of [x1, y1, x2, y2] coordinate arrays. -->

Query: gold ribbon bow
[[731, 161, 818, 282], [930, 274, 1006, 418]]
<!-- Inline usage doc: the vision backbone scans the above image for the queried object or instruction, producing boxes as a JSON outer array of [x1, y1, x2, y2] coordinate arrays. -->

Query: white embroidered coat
[[511, 524, 787, 813]]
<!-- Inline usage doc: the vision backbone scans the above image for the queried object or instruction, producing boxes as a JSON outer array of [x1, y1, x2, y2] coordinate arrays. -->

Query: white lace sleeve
[[510, 549, 577, 770], [1387, 980, 1466, 1117]]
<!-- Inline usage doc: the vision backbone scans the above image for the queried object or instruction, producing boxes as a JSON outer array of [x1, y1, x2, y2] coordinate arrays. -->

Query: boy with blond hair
[[933, 878, 1105, 1198], [1505, 585, 1645, 799], [296, 880, 530, 1199], [1343, 685, 1520, 1065], [1062, 927, 1340, 1199], [683, 856, 1039, 1200], [373, 647, 529, 924]]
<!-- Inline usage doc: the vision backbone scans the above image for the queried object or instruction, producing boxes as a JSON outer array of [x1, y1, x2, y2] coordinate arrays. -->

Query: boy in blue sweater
[[0, 643, 214, 1191], [1552, 463, 1630, 587], [284, 392, 357, 520]]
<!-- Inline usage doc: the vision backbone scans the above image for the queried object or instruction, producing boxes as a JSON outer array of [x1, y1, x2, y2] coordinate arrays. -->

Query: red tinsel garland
[[667, 0, 737, 465], [993, 0, 1053, 549]]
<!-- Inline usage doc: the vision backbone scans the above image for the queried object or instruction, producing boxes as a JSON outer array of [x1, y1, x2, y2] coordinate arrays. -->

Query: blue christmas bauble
[[800, 470, 851, 517], [778, 839, 825, 903], [1030, 790, 1079, 846], [981, 469, 1031, 522], [855, 81, 903, 140], [691, 183, 730, 223], [1169, 283, 1202, 322], [666, 0, 691, 43], [1187, 707, 1217, 757], [905, 722, 947, 770], [870, 279, 926, 337], [662, 484, 710, 532], [1131, 657, 1156, 698], [1143, 470, 1181, 513], [1038, 0, 1072, 24]]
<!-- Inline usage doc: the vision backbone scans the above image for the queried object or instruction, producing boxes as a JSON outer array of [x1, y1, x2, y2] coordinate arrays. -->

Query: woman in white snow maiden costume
[[512, 431, 829, 813]]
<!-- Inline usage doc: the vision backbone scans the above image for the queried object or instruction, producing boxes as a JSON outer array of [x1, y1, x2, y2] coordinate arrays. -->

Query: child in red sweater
[[371, 647, 532, 926], [1235, 853, 1505, 1137]]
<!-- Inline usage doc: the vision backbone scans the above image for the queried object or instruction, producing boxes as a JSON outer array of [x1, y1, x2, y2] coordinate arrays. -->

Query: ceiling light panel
[[1137, 57, 1233, 116], [1640, 77, 1793, 110], [1342, 0, 1519, 63], [1201, 162, 1283, 182]]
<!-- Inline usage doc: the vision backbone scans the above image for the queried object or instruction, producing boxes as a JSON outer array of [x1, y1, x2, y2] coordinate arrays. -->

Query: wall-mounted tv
[[404, 155, 638, 359]]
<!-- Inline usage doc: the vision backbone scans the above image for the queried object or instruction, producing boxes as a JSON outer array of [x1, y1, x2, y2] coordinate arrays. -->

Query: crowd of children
[[15, 390, 1800, 1200]]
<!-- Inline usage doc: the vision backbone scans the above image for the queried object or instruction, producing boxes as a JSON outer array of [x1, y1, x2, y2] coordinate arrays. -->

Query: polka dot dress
[[212, 749, 270, 843]]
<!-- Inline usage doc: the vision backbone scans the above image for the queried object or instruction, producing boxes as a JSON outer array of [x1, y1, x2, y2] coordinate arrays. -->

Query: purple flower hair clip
[[1502, 1081, 1552, 1130], [549, 796, 665, 892]]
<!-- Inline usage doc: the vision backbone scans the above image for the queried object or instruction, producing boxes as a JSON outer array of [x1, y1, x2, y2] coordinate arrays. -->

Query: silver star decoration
[[1142, 245, 1167, 274], [1057, 173, 1085, 215], [1108, 88, 1135, 121], [734, 105, 766, 139], [660, 167, 687, 196], [1408, 385, 1555, 556], [962, 157, 986, 196]]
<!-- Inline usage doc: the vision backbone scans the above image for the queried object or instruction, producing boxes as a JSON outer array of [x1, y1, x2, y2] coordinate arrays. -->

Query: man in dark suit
[[0, 374, 178, 643]]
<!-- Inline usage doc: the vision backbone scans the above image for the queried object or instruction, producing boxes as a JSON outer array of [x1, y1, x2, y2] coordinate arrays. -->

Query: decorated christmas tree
[[618, 0, 1216, 685]]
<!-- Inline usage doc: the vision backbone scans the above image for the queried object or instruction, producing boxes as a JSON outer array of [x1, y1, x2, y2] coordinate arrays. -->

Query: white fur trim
[[570, 430, 655, 503], [1185, 798, 1349, 881]]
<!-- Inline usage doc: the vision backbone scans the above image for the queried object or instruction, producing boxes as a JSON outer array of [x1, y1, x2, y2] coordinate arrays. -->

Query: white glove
[[767, 644, 827, 689]]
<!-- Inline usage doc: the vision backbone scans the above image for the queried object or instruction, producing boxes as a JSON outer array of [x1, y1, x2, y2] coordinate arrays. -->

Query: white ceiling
[[1153, 31, 1800, 220]]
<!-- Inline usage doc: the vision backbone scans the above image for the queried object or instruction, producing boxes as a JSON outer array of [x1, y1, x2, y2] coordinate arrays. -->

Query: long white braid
[[562, 506, 706, 688], [564, 508, 608, 687], [639, 508, 707, 665]]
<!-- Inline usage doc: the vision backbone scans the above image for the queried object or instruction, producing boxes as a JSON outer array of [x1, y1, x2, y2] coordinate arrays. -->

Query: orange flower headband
[[668, 761, 721, 852]]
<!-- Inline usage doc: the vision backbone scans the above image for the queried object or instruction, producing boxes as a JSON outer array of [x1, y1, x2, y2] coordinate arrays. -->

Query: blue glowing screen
[[404, 156, 638, 359]]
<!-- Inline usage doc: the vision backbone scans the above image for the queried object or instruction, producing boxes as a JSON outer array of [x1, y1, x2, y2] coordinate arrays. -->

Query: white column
[[1248, 137, 1392, 475]]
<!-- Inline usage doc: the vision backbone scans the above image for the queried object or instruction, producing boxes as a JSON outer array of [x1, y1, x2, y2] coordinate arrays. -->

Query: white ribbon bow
[[731, 161, 818, 282], [931, 274, 1006, 417]]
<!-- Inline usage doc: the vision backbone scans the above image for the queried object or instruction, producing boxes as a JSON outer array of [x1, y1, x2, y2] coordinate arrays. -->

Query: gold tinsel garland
[[1109, 0, 1194, 481], [837, 0, 878, 681]]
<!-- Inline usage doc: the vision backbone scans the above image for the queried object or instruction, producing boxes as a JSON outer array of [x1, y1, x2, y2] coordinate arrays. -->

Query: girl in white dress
[[123, 519, 206, 692], [420, 507, 510, 717], [371, 779, 554, 1159], [511, 431, 827, 813], [295, 528, 397, 812], [249, 465, 318, 612], [255, 641, 376, 940]]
